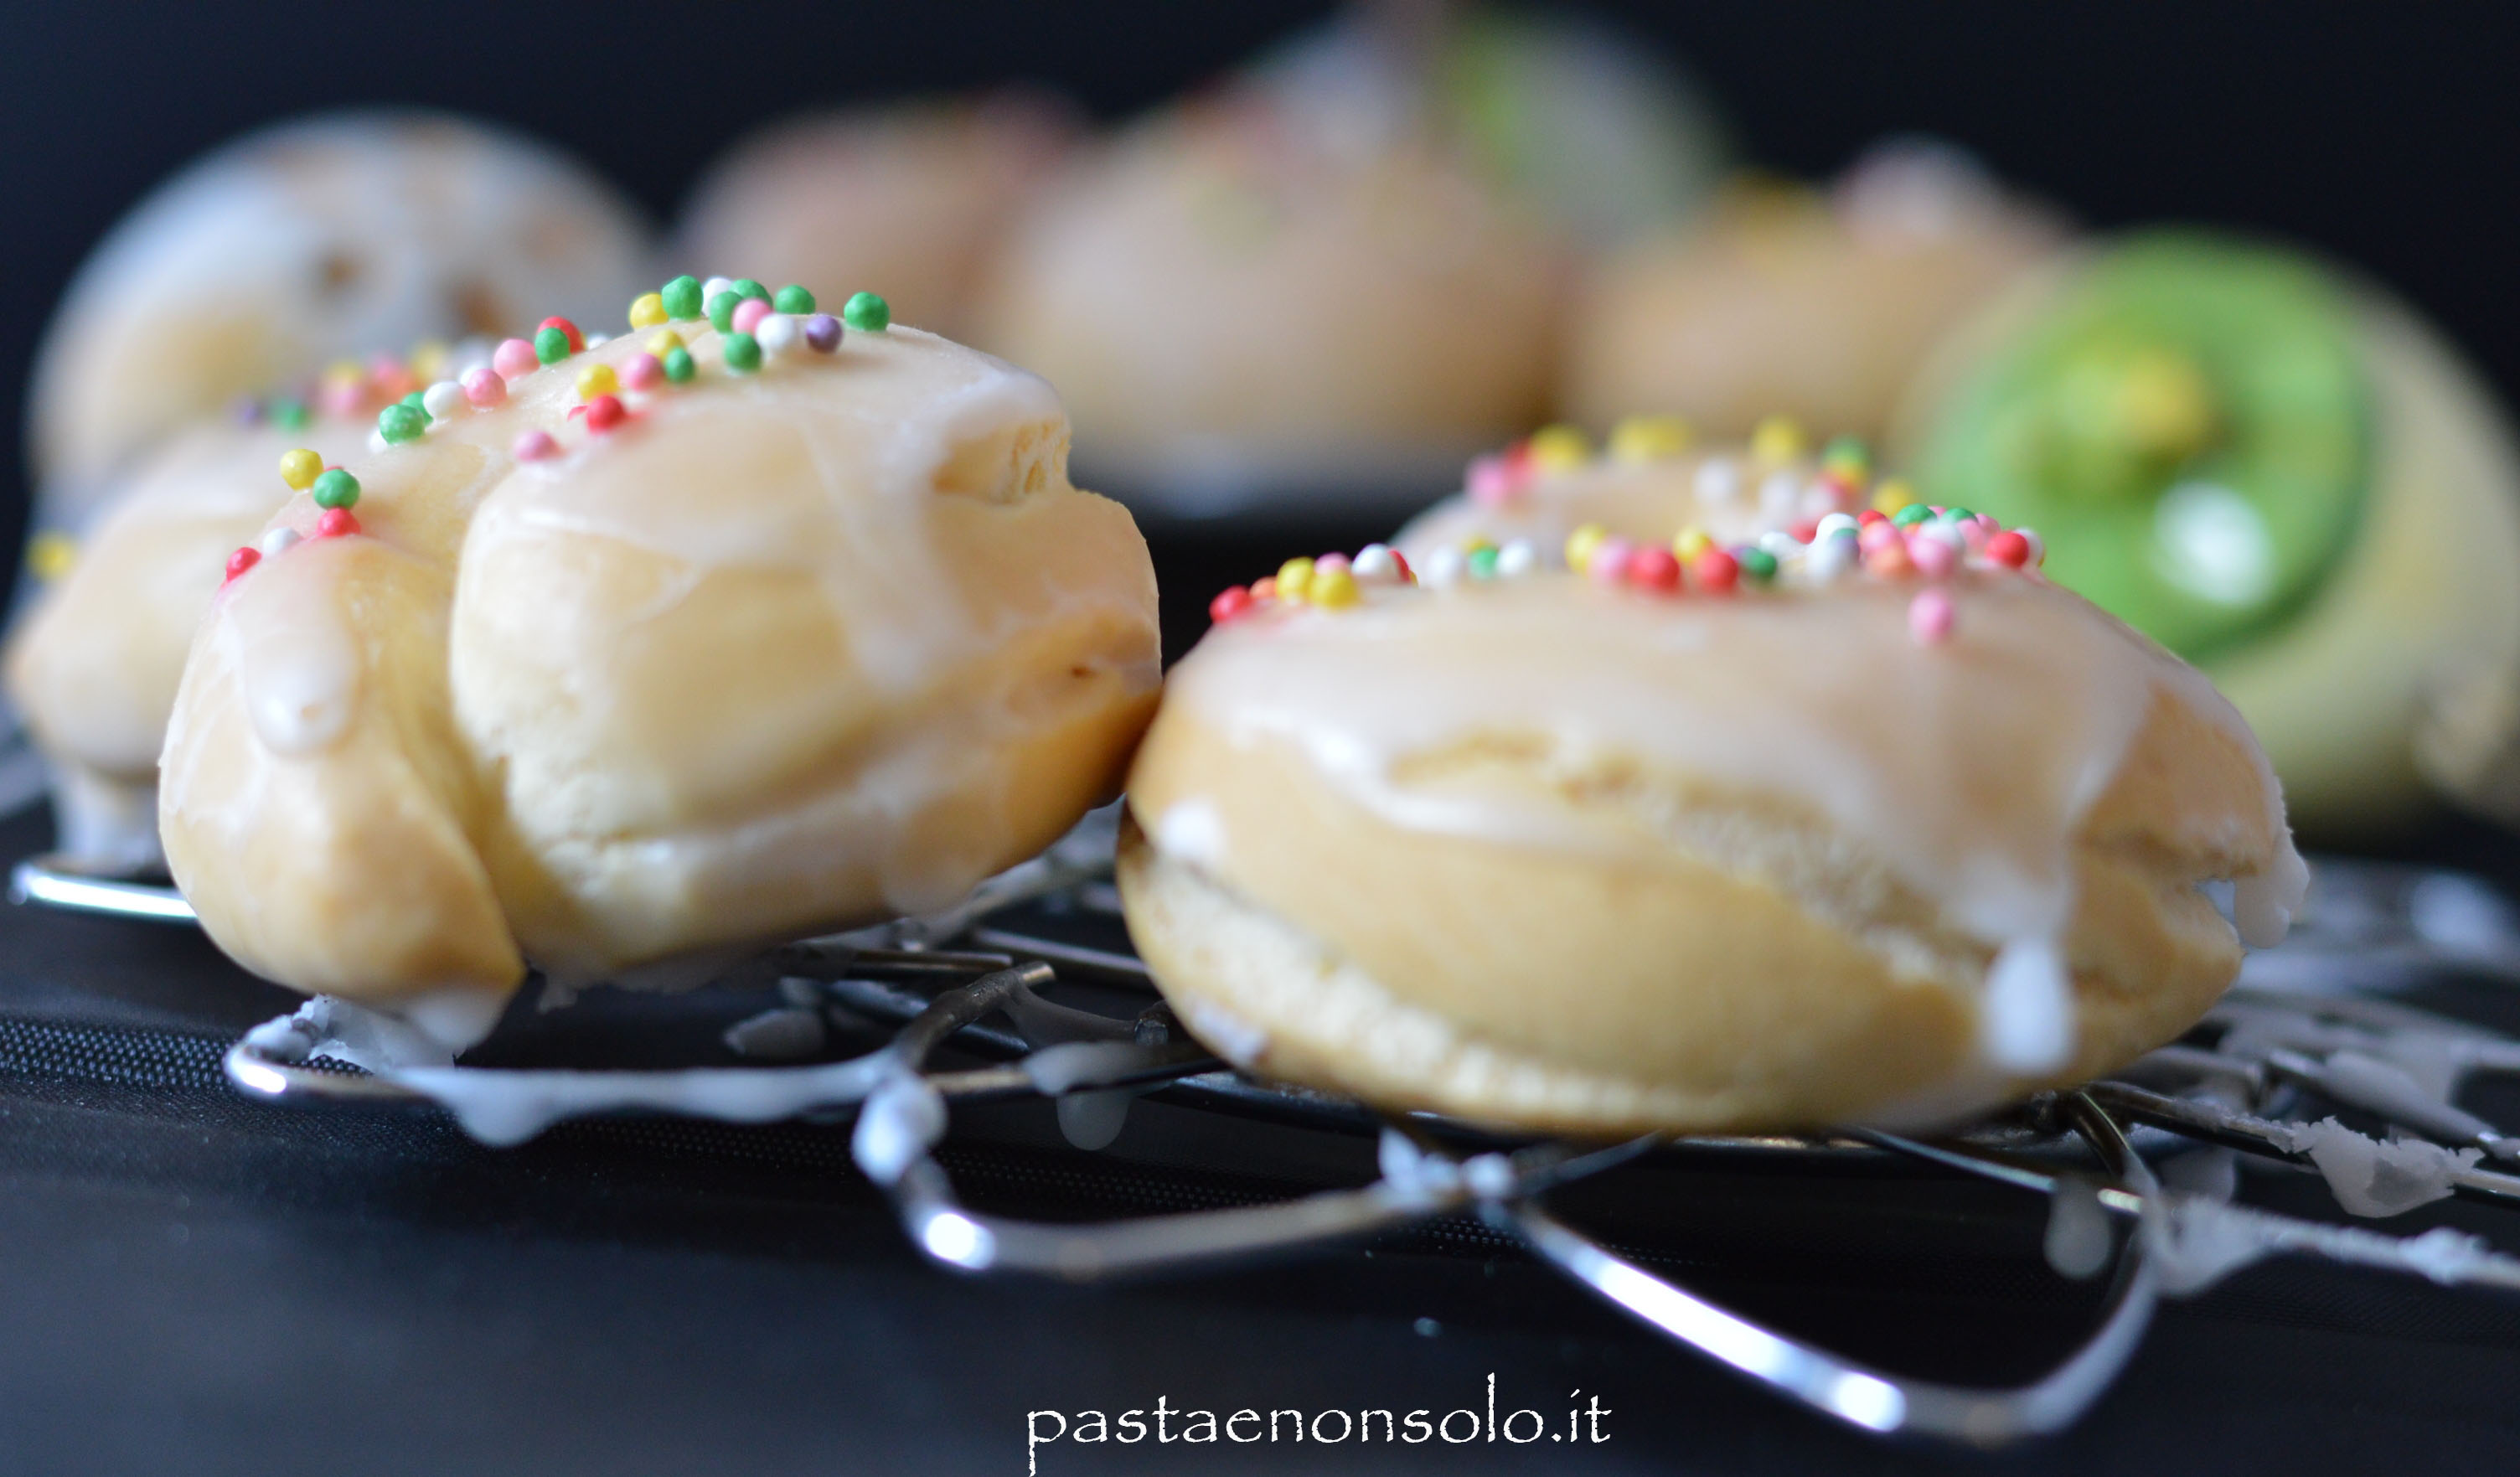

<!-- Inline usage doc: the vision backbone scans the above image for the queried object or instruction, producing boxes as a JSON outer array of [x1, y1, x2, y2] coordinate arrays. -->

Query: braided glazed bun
[[160, 283, 1160, 1048], [1119, 440, 2302, 1135]]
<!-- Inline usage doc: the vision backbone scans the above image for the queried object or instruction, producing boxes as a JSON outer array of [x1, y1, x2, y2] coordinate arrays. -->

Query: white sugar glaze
[[218, 542, 362, 755], [1164, 572, 2306, 1066]]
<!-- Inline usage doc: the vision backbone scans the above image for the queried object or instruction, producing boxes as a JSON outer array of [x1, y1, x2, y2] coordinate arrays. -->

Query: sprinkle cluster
[[215, 277, 891, 589], [1205, 416, 2049, 648]]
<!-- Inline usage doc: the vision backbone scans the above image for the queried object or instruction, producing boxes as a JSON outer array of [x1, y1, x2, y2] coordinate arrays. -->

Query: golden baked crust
[[1119, 572, 2293, 1135]]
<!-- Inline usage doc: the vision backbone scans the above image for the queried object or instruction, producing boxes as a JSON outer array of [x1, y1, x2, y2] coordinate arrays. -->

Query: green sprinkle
[[842, 291, 891, 332], [400, 390, 430, 422], [534, 326, 572, 364], [663, 346, 696, 383], [1738, 547, 1779, 583], [270, 398, 309, 431], [1892, 504, 1933, 527], [731, 278, 769, 302], [311, 468, 360, 510], [1821, 435, 1868, 468], [1465, 545, 1500, 580], [661, 275, 703, 320], [772, 283, 815, 314], [722, 333, 762, 373], [707, 291, 741, 333], [1941, 506, 1975, 524], [377, 404, 428, 444]]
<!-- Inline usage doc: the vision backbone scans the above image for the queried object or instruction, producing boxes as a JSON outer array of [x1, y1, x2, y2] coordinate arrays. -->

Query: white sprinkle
[[1758, 472, 1800, 521], [1805, 529, 1858, 582], [1694, 458, 1741, 504], [756, 313, 799, 356], [1352, 544, 1401, 584], [420, 380, 466, 420], [1797, 483, 1841, 520], [702, 276, 736, 301], [257, 527, 302, 558], [1495, 540, 1537, 577], [1421, 546, 1465, 588], [1815, 512, 1860, 540], [1758, 530, 1805, 559]]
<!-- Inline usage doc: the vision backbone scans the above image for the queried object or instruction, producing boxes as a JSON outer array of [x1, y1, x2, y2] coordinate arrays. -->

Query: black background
[[7, 0, 2520, 589]]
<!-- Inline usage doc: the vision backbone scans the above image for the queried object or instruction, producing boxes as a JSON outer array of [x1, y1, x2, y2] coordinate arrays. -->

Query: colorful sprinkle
[[1872, 478, 1918, 515], [731, 278, 769, 302], [462, 366, 508, 409], [661, 276, 704, 320], [1909, 588, 1955, 644], [803, 314, 842, 354], [1466, 545, 1501, 580], [225, 547, 259, 581], [1737, 546, 1779, 584], [1672, 527, 1712, 561], [279, 447, 324, 491], [1276, 556, 1315, 602], [1419, 547, 1464, 588], [493, 338, 540, 380], [1691, 548, 1740, 593], [1609, 414, 1692, 463], [576, 363, 620, 400], [539, 317, 586, 354], [1249, 576, 1278, 602], [1466, 452, 1522, 508], [514, 430, 560, 462], [731, 297, 773, 335], [1495, 540, 1538, 578], [842, 292, 891, 332], [378, 403, 428, 445], [757, 313, 799, 356], [721, 333, 762, 373], [1750, 415, 1806, 465], [1311, 565, 1361, 607], [1891, 503, 1934, 528], [311, 469, 359, 510], [1210, 586, 1255, 623], [663, 346, 697, 383], [1908, 530, 1959, 578], [707, 292, 742, 333], [1565, 523, 1609, 575], [774, 284, 815, 314], [409, 341, 450, 385], [270, 399, 311, 432], [584, 394, 627, 432], [420, 380, 464, 421], [628, 292, 667, 329], [1627, 545, 1681, 592], [1527, 424, 1591, 474], [534, 326, 573, 364], [316, 508, 360, 540], [1353, 544, 1402, 584], [1587, 537, 1634, 585], [26, 532, 75, 581], [622, 352, 664, 390], [258, 527, 301, 559]]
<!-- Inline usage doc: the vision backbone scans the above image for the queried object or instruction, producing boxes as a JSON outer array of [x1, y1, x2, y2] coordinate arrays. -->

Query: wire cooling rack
[[17, 805, 2520, 1449]]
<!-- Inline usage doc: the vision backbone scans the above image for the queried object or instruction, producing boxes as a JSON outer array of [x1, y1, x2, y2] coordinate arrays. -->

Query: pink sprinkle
[[1588, 537, 1634, 585], [1466, 453, 1519, 509], [1858, 521, 1902, 556], [1314, 552, 1350, 576], [493, 338, 540, 380], [461, 366, 508, 409], [318, 381, 365, 418], [513, 430, 560, 462], [731, 297, 773, 334], [622, 352, 664, 390], [1909, 589, 1955, 645], [1908, 529, 1959, 578]]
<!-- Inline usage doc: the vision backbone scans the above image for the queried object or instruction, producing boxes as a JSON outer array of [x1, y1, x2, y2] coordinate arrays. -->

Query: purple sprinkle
[[230, 395, 265, 426], [803, 313, 843, 354]]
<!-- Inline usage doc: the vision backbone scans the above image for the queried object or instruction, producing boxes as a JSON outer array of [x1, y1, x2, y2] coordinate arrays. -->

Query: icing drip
[[1980, 937, 2074, 1073], [219, 548, 360, 755]]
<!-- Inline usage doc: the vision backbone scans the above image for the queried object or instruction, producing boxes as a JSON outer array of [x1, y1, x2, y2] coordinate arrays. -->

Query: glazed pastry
[[1563, 142, 2065, 447], [8, 393, 371, 866], [160, 279, 1162, 1050], [672, 93, 1077, 344], [28, 110, 649, 524], [1897, 230, 2520, 833], [1119, 474, 2302, 1136]]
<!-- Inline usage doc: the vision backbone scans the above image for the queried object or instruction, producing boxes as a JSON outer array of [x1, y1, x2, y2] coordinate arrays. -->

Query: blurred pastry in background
[[8, 392, 374, 867], [977, 5, 1726, 520], [27, 110, 650, 528], [1562, 140, 2067, 447], [671, 92, 1079, 344], [1898, 230, 2520, 834]]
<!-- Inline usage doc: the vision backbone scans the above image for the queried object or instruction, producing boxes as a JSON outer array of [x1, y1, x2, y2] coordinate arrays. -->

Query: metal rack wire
[[15, 826, 2520, 1449]]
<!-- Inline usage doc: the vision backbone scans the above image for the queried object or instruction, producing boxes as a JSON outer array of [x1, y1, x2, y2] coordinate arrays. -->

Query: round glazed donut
[[1896, 231, 2520, 834], [29, 111, 650, 519], [160, 279, 1161, 1049], [673, 95, 1077, 346], [7, 398, 370, 866], [1119, 462, 2303, 1136], [1562, 142, 2065, 446]]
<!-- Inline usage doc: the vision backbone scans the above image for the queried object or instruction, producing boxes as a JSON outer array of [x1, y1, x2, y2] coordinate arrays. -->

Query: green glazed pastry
[[1901, 230, 2520, 834]]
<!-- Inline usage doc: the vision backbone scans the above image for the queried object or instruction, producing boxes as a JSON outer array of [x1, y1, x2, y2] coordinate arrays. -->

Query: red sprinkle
[[1789, 518, 1820, 545], [1986, 529, 2031, 569], [1856, 509, 1888, 529], [1388, 549, 1414, 584], [223, 547, 259, 582], [1250, 576, 1278, 602], [1691, 549, 1740, 594], [1626, 545, 1681, 593], [539, 316, 585, 354], [1209, 586, 1255, 623], [584, 394, 627, 432], [316, 508, 360, 540]]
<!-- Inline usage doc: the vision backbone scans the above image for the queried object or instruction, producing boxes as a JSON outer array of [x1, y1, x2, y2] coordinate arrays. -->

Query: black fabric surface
[[5, 805, 2520, 1475]]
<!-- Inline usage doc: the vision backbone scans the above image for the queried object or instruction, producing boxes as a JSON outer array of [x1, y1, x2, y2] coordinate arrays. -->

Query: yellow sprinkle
[[576, 363, 621, 401], [1276, 556, 1316, 602], [1871, 478, 1918, 515], [1527, 423, 1592, 474], [321, 359, 364, 387], [628, 292, 668, 330], [408, 340, 450, 385], [1460, 535, 1496, 556], [1609, 415, 1692, 463], [278, 447, 323, 491], [1310, 566, 1359, 608], [1673, 527, 1712, 561], [1750, 415, 1807, 465], [1565, 522, 1609, 575], [26, 532, 75, 582], [645, 329, 685, 357]]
